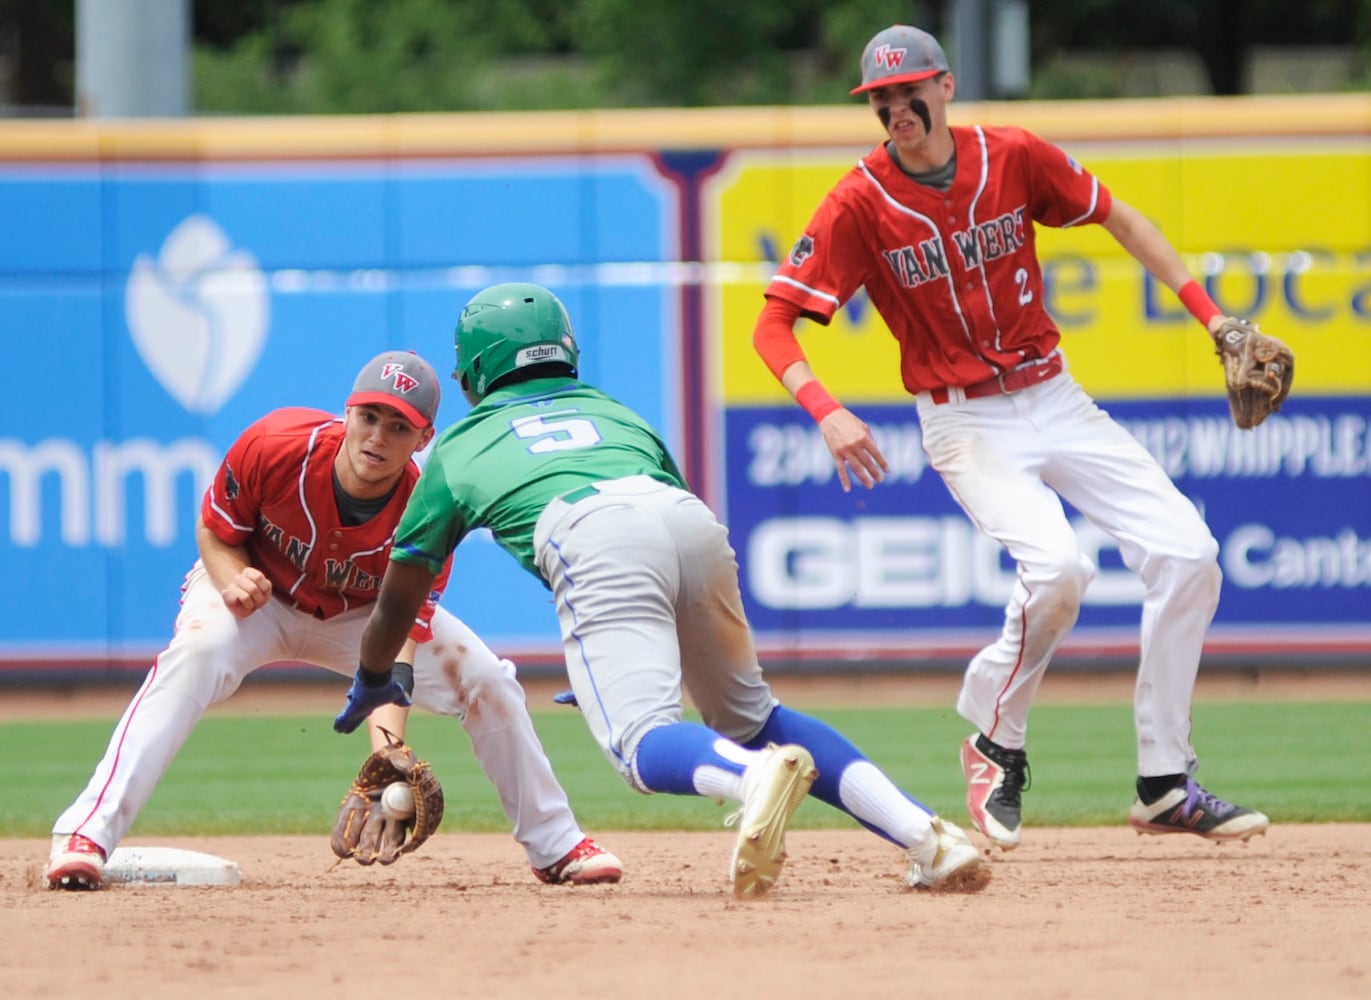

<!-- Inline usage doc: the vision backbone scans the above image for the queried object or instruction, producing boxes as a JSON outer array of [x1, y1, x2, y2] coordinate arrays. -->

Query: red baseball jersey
[[200, 407, 449, 638], [766, 124, 1112, 393]]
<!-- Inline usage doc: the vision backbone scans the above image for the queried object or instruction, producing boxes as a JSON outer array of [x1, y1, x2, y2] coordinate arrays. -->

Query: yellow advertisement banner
[[708, 140, 1371, 404]]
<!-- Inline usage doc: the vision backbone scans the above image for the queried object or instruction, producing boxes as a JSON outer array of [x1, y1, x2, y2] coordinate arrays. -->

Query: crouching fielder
[[46, 350, 620, 890]]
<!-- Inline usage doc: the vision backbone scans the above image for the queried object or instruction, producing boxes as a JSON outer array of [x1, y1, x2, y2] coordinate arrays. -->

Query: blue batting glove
[[333, 665, 412, 734]]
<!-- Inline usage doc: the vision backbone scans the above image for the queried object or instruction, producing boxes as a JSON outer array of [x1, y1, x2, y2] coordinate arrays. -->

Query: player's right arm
[[196, 412, 281, 618], [195, 515, 272, 618], [754, 295, 889, 493]]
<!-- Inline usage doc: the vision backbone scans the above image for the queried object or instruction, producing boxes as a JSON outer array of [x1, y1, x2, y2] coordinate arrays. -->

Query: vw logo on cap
[[851, 25, 950, 95]]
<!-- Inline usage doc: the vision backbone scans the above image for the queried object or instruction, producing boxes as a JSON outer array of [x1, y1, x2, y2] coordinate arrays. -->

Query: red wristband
[[795, 381, 841, 423], [1178, 280, 1223, 328]]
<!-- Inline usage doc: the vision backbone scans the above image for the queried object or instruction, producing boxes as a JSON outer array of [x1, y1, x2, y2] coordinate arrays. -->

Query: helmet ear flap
[[457, 364, 480, 406]]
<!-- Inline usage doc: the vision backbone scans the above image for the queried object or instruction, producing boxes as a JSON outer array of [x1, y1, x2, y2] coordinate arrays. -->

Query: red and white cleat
[[533, 837, 624, 885], [46, 834, 107, 891]]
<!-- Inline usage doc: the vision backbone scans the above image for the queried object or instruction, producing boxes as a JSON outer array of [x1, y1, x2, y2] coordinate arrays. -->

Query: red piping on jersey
[[285, 423, 327, 604], [965, 127, 1013, 363], [70, 655, 162, 844], [854, 156, 984, 371]]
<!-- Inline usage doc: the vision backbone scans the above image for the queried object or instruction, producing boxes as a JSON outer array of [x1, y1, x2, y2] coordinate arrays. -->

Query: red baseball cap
[[850, 25, 951, 95], [346, 350, 441, 429]]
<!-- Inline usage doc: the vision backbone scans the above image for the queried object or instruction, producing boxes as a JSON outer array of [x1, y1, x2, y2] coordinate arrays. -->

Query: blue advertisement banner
[[3, 101, 1369, 671], [725, 397, 1371, 638], [0, 157, 677, 665]]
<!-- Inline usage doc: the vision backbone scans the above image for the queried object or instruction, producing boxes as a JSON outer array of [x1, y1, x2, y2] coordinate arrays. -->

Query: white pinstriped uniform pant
[[52, 562, 586, 868], [916, 369, 1221, 776]]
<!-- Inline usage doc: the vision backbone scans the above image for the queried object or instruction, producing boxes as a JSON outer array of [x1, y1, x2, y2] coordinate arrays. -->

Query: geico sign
[[746, 516, 1146, 610], [0, 438, 219, 547]]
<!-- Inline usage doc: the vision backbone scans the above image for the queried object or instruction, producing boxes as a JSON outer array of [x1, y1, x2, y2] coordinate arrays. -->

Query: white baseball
[[381, 781, 416, 820]]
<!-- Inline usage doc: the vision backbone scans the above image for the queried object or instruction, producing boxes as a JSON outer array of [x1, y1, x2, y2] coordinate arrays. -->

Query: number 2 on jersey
[[510, 410, 602, 454]]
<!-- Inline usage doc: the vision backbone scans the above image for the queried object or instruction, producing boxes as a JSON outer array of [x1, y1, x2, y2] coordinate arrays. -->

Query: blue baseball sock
[[744, 703, 930, 846], [633, 722, 746, 795]]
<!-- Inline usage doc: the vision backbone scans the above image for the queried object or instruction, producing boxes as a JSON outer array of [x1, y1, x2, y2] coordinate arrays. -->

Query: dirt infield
[[6, 669, 1369, 999], [6, 825, 1369, 999]]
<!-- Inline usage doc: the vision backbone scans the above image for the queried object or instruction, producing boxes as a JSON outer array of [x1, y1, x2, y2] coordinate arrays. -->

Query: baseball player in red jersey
[[45, 350, 621, 889], [753, 25, 1270, 851]]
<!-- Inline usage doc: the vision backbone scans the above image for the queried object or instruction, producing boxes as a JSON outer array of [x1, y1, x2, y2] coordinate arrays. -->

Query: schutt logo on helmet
[[517, 344, 572, 366]]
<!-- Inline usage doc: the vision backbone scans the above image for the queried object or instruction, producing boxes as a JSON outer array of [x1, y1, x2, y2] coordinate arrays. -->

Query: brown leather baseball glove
[[331, 731, 444, 865], [1213, 316, 1294, 430]]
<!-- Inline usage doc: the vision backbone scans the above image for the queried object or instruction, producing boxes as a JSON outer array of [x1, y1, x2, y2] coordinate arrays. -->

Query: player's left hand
[[331, 732, 444, 865], [333, 665, 412, 734], [1211, 316, 1294, 430]]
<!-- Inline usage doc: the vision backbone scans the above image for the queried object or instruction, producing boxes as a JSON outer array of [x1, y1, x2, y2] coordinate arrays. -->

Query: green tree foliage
[[566, 0, 895, 106], [197, 0, 492, 112], [1028, 0, 1370, 95], [0, 0, 73, 110], [191, 0, 931, 113], [11, 0, 1359, 115], [569, 0, 792, 106]]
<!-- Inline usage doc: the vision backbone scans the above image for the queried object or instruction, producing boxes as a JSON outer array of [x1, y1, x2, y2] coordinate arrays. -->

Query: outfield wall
[[1, 95, 1367, 679]]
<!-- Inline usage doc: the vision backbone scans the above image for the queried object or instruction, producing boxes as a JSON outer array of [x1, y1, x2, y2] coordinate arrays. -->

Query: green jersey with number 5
[[391, 376, 686, 582]]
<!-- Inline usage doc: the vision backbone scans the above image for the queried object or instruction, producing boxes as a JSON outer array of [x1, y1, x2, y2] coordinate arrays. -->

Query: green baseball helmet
[[453, 283, 580, 401]]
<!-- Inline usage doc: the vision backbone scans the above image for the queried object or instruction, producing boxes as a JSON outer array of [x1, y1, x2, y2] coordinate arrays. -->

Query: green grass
[[4, 701, 1368, 839]]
